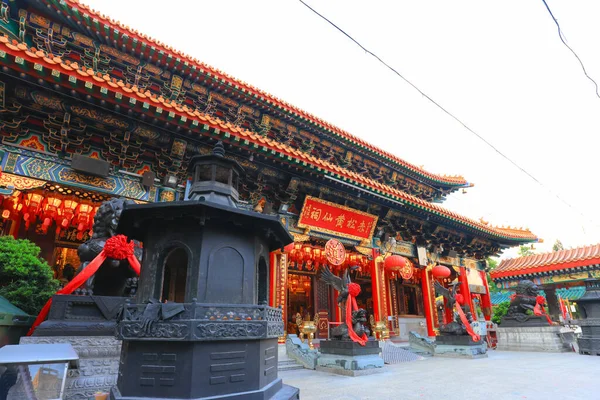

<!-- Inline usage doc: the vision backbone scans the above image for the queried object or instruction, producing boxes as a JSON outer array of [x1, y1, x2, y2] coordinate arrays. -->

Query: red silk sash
[[346, 283, 368, 346], [27, 235, 140, 336], [454, 293, 481, 342], [534, 295, 553, 325]]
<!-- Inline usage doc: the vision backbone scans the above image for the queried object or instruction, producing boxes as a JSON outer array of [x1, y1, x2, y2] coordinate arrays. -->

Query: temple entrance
[[51, 246, 80, 286], [390, 280, 426, 340], [161, 248, 188, 303], [286, 273, 314, 336]]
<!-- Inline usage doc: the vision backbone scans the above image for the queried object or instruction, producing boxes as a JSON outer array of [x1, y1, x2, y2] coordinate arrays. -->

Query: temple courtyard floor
[[279, 350, 598, 400]]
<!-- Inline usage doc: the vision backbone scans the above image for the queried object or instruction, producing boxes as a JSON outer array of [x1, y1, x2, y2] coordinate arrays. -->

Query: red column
[[458, 267, 475, 320], [269, 251, 277, 308], [479, 269, 492, 321], [443, 297, 453, 324], [370, 249, 381, 322], [421, 268, 435, 337]]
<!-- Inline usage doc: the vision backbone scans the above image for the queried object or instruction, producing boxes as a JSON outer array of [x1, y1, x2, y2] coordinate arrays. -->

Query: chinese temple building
[[0, 0, 538, 341], [491, 244, 600, 321]]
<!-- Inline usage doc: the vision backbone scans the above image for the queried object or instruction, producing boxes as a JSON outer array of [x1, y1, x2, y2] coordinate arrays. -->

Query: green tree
[[518, 245, 534, 257], [0, 236, 59, 315], [552, 239, 564, 252], [486, 257, 500, 293], [491, 301, 510, 325]]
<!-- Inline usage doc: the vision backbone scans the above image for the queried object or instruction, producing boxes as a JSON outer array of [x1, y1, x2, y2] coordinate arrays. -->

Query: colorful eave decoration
[[0, 35, 539, 244], [491, 243, 600, 280], [33, 0, 469, 190]]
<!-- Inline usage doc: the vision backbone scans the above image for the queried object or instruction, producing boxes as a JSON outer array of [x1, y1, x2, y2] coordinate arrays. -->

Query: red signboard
[[298, 196, 378, 241]]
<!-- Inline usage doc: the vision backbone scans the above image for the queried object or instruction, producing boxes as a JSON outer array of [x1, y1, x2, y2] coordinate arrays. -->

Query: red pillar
[[458, 267, 476, 320], [421, 268, 435, 337], [370, 249, 381, 322], [269, 251, 277, 308], [479, 269, 492, 321], [443, 297, 453, 324]]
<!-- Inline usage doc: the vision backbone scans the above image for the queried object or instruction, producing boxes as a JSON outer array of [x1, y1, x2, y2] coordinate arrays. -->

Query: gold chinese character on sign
[[335, 214, 346, 228], [346, 218, 357, 229], [310, 208, 322, 221], [304, 204, 312, 217], [323, 212, 333, 222], [357, 221, 366, 233]]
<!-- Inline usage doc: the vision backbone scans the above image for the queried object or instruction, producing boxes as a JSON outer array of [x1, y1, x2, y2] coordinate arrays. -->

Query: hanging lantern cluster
[[0, 190, 24, 220], [287, 242, 370, 272], [0, 189, 99, 237]]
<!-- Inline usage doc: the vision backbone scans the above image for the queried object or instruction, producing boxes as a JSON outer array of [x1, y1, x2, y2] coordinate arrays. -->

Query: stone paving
[[279, 350, 598, 400]]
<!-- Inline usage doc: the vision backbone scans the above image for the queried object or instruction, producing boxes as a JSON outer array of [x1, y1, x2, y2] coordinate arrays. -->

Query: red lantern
[[40, 194, 62, 233], [432, 264, 451, 279], [384, 255, 407, 273], [11, 191, 24, 213], [23, 192, 44, 229], [75, 202, 95, 240], [303, 245, 313, 261], [57, 197, 78, 234]]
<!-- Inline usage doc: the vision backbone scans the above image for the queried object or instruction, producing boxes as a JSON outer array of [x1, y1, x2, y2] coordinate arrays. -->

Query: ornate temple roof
[[491, 243, 600, 280], [33, 0, 468, 190], [0, 3, 539, 245]]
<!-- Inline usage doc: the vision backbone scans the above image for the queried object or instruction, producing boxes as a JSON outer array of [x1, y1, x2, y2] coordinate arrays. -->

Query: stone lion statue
[[76, 198, 142, 296], [506, 280, 540, 322]]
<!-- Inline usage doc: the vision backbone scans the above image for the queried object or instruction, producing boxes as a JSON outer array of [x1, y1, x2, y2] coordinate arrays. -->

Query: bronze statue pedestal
[[316, 340, 384, 376]]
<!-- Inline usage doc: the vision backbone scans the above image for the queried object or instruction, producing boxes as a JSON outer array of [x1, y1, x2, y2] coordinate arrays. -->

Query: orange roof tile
[[491, 243, 600, 279], [62, 0, 467, 188], [0, 36, 538, 244]]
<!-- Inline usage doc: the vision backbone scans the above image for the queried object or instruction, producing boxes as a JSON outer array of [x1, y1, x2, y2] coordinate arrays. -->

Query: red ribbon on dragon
[[346, 282, 368, 346], [27, 235, 141, 336]]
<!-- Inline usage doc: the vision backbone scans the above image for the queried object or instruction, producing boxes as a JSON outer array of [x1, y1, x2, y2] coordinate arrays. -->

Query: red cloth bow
[[27, 235, 141, 336], [346, 283, 368, 346]]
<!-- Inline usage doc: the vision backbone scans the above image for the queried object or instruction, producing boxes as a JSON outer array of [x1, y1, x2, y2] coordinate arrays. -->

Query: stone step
[[279, 359, 301, 365], [278, 363, 304, 371]]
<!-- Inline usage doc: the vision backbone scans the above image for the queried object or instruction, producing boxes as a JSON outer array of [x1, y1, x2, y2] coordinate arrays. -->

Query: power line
[[541, 0, 600, 100], [297, 0, 598, 227]]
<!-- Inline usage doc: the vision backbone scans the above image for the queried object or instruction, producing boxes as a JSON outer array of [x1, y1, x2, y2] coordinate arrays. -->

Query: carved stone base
[[10, 336, 121, 400], [316, 340, 383, 376], [33, 295, 127, 337], [500, 315, 550, 328], [316, 354, 384, 376], [285, 334, 318, 369], [110, 380, 300, 400], [433, 335, 487, 358], [496, 326, 571, 352], [112, 337, 299, 399], [319, 339, 381, 356]]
